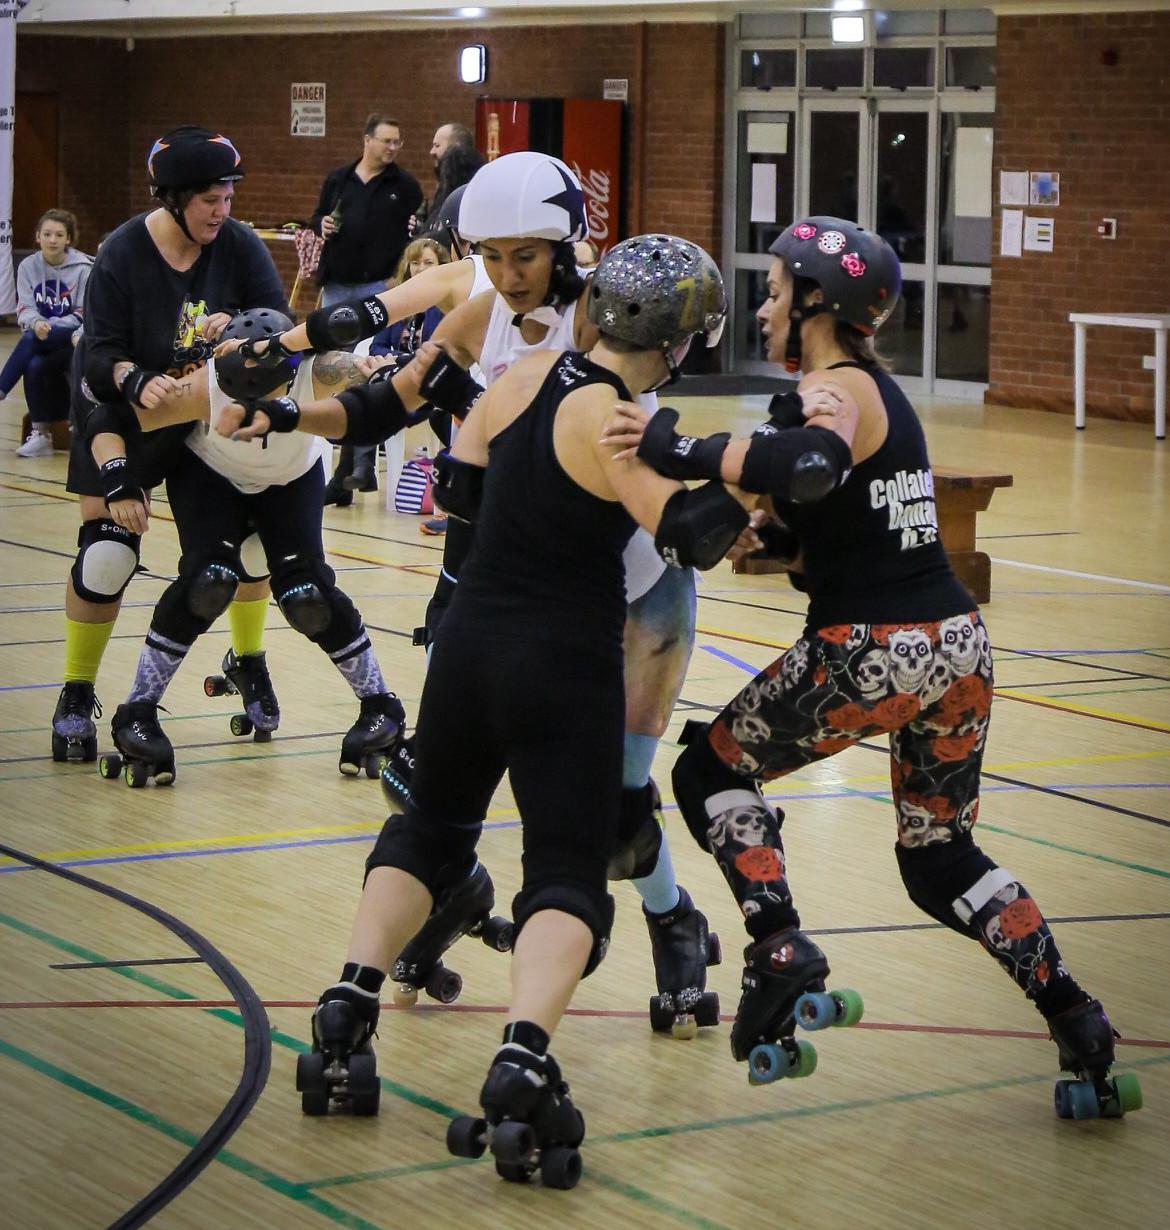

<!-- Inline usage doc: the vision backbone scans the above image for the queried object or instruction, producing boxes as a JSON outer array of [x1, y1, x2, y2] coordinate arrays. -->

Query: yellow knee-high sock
[[229, 598, 268, 656], [63, 617, 115, 683]]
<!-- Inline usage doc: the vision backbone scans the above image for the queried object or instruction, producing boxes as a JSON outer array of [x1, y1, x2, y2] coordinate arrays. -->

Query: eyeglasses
[[372, 136, 403, 148]]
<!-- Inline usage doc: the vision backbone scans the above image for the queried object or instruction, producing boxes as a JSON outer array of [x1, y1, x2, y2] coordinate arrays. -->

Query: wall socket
[[1142, 355, 1159, 370]]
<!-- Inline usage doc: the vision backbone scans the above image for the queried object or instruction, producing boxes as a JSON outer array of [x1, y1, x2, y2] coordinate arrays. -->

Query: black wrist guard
[[739, 426, 853, 504], [418, 351, 485, 419], [238, 396, 300, 439], [120, 366, 162, 409], [752, 520, 800, 563], [238, 334, 295, 368], [305, 297, 389, 351], [98, 457, 145, 507], [335, 379, 408, 447], [757, 390, 805, 432], [637, 407, 729, 482]]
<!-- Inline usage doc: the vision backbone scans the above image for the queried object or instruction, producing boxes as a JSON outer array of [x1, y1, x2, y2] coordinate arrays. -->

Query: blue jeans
[[320, 282, 388, 472], [0, 326, 76, 422]]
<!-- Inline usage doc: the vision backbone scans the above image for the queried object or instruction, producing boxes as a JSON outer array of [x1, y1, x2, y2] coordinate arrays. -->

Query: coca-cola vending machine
[[474, 97, 622, 255]]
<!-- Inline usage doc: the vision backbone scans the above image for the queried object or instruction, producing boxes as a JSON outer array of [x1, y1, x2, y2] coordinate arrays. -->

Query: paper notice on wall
[[999, 170, 1029, 207], [1000, 209, 1023, 257], [1029, 171, 1059, 207], [291, 83, 326, 137], [1023, 215, 1054, 252], [747, 121, 788, 155], [750, 162, 778, 224], [955, 128, 993, 217]]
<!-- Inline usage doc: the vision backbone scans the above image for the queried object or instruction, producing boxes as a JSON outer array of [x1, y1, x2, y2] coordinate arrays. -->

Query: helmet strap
[[784, 280, 824, 374]]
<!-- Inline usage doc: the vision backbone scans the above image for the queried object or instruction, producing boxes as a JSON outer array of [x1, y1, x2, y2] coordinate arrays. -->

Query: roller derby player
[[235, 236, 741, 1185], [52, 124, 288, 767], [602, 215, 1142, 1119], [94, 308, 405, 786], [222, 154, 723, 1036]]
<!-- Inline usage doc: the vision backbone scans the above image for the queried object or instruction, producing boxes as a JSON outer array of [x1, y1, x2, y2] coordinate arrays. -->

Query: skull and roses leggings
[[697, 610, 1083, 1015]]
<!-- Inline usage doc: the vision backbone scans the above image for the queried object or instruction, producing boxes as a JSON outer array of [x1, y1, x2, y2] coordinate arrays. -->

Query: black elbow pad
[[80, 400, 140, 444], [335, 379, 408, 447], [305, 297, 389, 351], [419, 351, 485, 419], [739, 426, 852, 504], [654, 481, 749, 571], [432, 450, 486, 522]]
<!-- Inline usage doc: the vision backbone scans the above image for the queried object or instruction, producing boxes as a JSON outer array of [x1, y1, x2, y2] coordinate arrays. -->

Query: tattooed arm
[[310, 350, 372, 399]]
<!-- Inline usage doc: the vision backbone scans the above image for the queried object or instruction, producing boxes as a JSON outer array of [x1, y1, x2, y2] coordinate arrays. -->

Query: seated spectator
[[369, 236, 450, 356], [3, 210, 93, 456]]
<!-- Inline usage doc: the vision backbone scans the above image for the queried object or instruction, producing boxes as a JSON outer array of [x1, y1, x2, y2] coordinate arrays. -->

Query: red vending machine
[[474, 98, 623, 255]]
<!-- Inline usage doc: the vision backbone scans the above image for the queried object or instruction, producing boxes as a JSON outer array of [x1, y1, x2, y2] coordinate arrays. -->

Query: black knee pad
[[186, 559, 240, 621], [364, 809, 466, 891], [895, 837, 998, 938], [607, 782, 665, 881], [511, 883, 615, 979], [277, 579, 331, 637], [71, 518, 140, 604], [273, 557, 348, 642], [672, 725, 774, 853]]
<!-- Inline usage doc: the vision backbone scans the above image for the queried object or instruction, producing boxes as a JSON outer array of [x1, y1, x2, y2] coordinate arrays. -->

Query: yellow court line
[[993, 686, 1170, 733]]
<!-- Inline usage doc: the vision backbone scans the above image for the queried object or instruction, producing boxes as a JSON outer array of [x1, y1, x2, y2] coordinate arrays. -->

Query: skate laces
[[494, 1043, 550, 1088]]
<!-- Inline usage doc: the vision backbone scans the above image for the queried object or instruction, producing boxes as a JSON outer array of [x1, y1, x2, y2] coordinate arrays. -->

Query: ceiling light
[[831, 15, 866, 44]]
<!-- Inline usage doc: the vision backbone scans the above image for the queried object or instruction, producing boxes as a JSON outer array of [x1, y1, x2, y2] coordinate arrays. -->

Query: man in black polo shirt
[[311, 113, 422, 497]]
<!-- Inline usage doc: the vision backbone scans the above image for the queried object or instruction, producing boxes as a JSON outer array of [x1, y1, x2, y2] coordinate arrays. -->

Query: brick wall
[[15, 22, 724, 301], [991, 11, 1170, 423]]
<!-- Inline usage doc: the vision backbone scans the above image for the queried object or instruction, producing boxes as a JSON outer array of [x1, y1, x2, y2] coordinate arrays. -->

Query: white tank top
[[188, 358, 327, 494]]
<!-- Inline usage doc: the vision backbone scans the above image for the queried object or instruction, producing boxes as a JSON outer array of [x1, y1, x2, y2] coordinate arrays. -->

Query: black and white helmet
[[587, 234, 727, 353], [457, 151, 587, 243], [215, 308, 297, 400]]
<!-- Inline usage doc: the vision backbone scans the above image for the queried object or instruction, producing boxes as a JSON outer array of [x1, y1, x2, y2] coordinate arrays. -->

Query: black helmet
[[588, 234, 726, 352], [148, 126, 245, 194], [769, 216, 901, 335], [215, 308, 297, 400], [430, 183, 467, 246]]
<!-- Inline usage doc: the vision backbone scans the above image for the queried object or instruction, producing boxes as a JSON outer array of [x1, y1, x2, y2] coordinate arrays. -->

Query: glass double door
[[732, 97, 992, 395]]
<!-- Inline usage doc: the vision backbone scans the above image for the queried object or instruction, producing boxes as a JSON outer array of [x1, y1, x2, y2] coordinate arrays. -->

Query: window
[[740, 49, 797, 91]]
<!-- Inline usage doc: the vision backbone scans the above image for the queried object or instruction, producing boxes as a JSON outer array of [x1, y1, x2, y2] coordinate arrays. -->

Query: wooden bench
[[732, 466, 1014, 604]]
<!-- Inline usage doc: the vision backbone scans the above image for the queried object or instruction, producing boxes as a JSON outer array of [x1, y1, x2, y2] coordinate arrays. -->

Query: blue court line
[[0, 682, 65, 692]]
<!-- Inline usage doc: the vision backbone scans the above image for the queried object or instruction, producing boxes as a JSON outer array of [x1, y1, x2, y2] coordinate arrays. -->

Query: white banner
[[0, 2, 21, 315]]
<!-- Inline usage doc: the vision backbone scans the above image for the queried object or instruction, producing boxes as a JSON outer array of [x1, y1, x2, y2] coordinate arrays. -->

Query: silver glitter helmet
[[587, 234, 727, 354]]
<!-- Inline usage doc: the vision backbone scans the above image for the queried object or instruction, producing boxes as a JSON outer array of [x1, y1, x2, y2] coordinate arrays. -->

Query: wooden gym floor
[[0, 350, 1167, 1229]]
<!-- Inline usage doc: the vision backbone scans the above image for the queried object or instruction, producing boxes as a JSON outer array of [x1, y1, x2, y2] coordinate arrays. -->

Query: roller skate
[[447, 1040, 586, 1189], [391, 863, 513, 1006], [296, 985, 381, 1116], [51, 681, 101, 763], [339, 692, 405, 778], [203, 649, 280, 742], [379, 733, 414, 812], [645, 887, 722, 1039], [1049, 997, 1142, 1120], [732, 927, 863, 1086], [97, 700, 176, 788]]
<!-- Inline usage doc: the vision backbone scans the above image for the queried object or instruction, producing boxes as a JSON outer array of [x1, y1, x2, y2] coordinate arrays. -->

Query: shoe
[[16, 430, 54, 458], [419, 514, 447, 536], [323, 479, 354, 508], [343, 460, 378, 492]]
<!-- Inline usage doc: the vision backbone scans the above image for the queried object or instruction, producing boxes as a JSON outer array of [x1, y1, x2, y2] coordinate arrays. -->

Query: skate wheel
[[707, 932, 723, 967], [154, 764, 175, 787], [124, 760, 148, 789], [348, 1051, 380, 1116], [694, 991, 721, 1029], [494, 1159, 533, 1184], [81, 736, 98, 763], [795, 990, 838, 1032], [479, 915, 514, 952], [425, 965, 463, 1005], [446, 1115, 488, 1159], [253, 729, 273, 744], [649, 994, 676, 1033], [491, 1120, 535, 1165], [1054, 1079, 1075, 1119], [203, 675, 227, 698], [392, 984, 419, 1008], [1067, 1080, 1100, 1120], [98, 752, 123, 780], [540, 1146, 582, 1190], [363, 754, 382, 780], [1110, 1071, 1143, 1115], [747, 1038, 817, 1085], [832, 988, 865, 1028], [230, 714, 254, 738], [296, 1052, 330, 1116], [339, 758, 361, 777], [671, 1016, 698, 1041], [51, 733, 71, 763]]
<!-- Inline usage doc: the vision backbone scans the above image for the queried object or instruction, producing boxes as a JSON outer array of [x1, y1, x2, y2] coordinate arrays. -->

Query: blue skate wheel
[[1067, 1080, 1100, 1120], [540, 1146, 582, 1190], [747, 1042, 789, 1085], [795, 991, 836, 1032], [447, 1115, 487, 1158], [491, 1119, 536, 1164], [1053, 1079, 1074, 1119]]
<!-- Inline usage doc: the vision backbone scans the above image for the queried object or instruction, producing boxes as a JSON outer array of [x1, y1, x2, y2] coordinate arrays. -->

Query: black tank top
[[779, 360, 975, 629], [452, 351, 638, 657]]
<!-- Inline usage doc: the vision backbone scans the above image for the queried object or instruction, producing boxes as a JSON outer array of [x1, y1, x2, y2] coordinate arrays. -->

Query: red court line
[[2, 999, 1166, 1049]]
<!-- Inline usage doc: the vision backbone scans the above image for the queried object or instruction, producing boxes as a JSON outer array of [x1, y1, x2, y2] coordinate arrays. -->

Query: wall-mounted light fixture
[[830, 15, 867, 45], [460, 44, 487, 85]]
